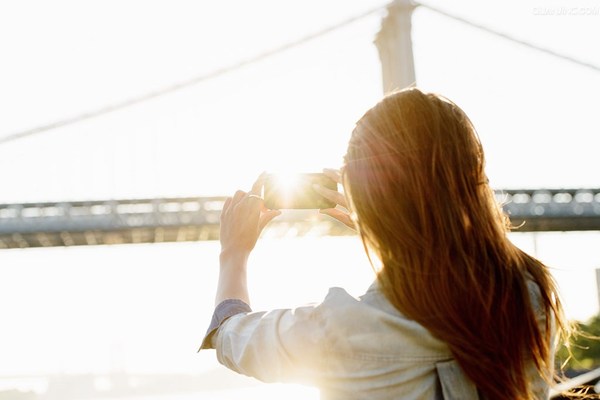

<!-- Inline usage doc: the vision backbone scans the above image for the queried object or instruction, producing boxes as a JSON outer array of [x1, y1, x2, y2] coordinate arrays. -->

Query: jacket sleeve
[[199, 299, 253, 351], [212, 302, 327, 384]]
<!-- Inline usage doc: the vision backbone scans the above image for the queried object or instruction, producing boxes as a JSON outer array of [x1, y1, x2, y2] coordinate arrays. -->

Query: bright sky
[[1, 0, 599, 394], [0, 0, 599, 203]]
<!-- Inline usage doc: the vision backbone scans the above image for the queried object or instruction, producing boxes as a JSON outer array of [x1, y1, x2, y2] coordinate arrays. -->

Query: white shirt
[[202, 280, 552, 399]]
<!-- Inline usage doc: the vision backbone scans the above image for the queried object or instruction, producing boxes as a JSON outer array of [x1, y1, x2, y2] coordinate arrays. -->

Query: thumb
[[259, 209, 281, 231]]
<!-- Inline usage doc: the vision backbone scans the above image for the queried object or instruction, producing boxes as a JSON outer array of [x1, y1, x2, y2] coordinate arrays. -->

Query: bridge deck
[[1, 189, 599, 249]]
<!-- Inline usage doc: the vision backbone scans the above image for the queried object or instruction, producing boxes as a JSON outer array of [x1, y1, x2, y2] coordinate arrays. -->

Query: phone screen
[[263, 173, 337, 209]]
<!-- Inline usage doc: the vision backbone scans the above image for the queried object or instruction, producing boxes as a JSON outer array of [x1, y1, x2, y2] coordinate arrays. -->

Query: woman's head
[[344, 88, 504, 262], [343, 88, 567, 400]]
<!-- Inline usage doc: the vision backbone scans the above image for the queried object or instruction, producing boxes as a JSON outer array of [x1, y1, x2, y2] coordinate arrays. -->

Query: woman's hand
[[216, 174, 281, 306], [219, 174, 281, 257], [313, 168, 355, 230]]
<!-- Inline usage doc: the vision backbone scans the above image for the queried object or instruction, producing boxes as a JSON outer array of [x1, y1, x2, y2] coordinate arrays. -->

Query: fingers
[[320, 168, 349, 208], [219, 179, 280, 254], [250, 172, 267, 197], [319, 208, 356, 230], [221, 190, 261, 226], [258, 209, 282, 231], [221, 192, 243, 220], [231, 190, 264, 212], [224, 173, 270, 220], [323, 168, 342, 184], [221, 197, 233, 218], [231, 190, 246, 206], [225, 186, 272, 221], [313, 183, 348, 209]]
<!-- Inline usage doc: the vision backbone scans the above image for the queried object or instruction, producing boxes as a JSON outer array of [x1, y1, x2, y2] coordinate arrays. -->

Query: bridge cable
[[416, 2, 600, 73], [0, 4, 387, 146]]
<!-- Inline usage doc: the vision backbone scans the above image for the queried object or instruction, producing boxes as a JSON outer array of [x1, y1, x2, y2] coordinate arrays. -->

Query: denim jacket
[[201, 281, 551, 399]]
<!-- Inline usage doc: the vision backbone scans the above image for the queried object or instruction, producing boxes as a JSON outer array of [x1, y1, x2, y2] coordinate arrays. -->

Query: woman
[[200, 88, 569, 399]]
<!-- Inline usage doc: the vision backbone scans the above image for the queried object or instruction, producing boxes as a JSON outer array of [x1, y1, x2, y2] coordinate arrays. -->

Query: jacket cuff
[[198, 299, 252, 351]]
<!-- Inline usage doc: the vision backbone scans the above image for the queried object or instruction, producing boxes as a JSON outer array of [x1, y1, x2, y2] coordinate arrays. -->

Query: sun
[[271, 173, 301, 195], [263, 173, 302, 209]]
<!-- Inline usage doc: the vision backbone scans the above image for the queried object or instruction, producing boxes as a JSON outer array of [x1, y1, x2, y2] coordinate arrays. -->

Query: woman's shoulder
[[314, 282, 451, 361]]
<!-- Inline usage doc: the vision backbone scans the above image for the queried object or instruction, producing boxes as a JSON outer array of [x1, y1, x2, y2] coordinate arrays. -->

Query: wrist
[[216, 248, 250, 306], [219, 248, 250, 268]]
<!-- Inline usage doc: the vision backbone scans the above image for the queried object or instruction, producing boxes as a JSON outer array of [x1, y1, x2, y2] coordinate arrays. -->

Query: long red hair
[[343, 88, 568, 399]]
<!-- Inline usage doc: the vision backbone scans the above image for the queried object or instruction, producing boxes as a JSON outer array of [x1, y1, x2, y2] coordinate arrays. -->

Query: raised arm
[[216, 173, 281, 306]]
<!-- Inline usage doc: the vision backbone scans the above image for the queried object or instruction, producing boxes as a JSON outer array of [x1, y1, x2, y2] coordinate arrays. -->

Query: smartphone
[[263, 173, 337, 209]]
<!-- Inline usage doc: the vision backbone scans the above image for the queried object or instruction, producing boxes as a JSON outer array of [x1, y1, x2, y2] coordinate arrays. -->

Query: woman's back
[[210, 279, 551, 399]]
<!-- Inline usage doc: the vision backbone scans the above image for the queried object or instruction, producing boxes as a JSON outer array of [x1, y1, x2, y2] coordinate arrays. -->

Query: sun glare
[[271, 173, 301, 195]]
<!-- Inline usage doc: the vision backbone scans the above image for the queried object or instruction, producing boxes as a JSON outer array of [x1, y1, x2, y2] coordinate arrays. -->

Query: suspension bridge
[[0, 188, 599, 249], [0, 1, 597, 251], [0, 2, 597, 250]]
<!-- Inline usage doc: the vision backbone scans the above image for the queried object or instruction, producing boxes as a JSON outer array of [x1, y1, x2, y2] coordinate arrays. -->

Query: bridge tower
[[374, 0, 417, 93]]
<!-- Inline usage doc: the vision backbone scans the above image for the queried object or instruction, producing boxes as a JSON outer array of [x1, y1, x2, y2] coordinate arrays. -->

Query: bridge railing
[[1, 189, 600, 248], [500, 188, 600, 231]]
